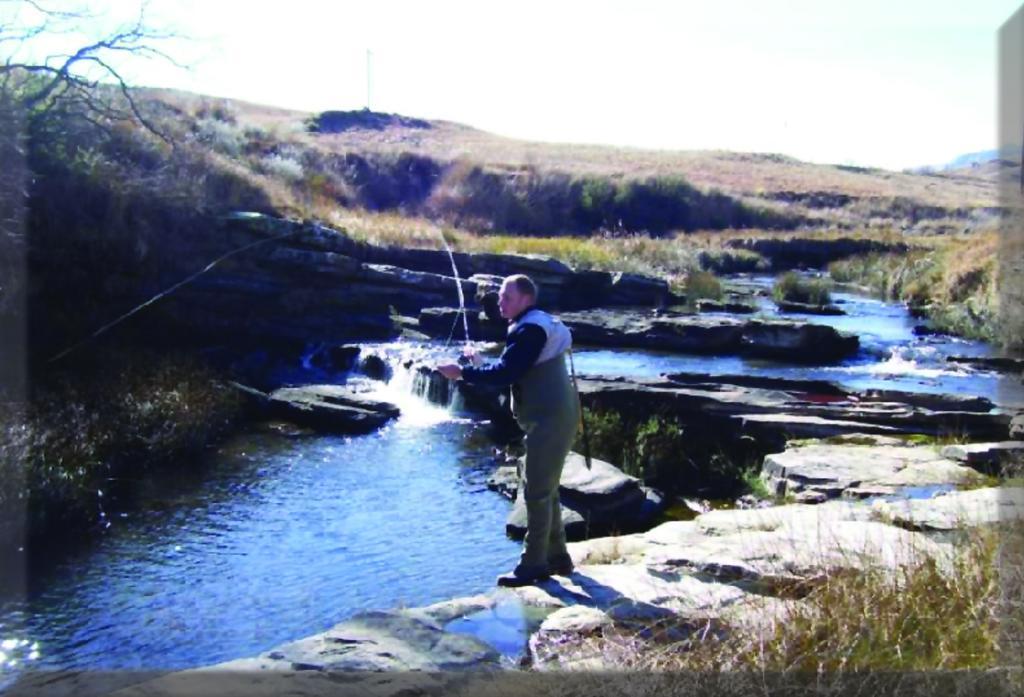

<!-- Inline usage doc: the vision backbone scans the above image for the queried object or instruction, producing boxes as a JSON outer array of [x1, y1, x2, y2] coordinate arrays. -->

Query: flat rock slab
[[940, 441, 1024, 467], [872, 486, 1024, 531], [233, 383, 400, 434], [577, 375, 1011, 446], [557, 309, 859, 363], [645, 520, 948, 589], [230, 381, 401, 433], [762, 441, 987, 498], [511, 562, 749, 621], [235, 610, 502, 672], [695, 499, 877, 536]]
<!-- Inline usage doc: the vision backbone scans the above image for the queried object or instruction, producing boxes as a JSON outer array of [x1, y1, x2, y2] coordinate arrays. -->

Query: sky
[[6, 0, 1024, 170]]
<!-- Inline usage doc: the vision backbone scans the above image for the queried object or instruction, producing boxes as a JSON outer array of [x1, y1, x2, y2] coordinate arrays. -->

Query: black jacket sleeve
[[461, 324, 546, 386]]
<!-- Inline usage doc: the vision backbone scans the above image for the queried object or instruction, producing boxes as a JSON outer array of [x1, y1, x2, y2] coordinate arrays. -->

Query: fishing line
[[436, 230, 469, 345], [46, 228, 300, 365]]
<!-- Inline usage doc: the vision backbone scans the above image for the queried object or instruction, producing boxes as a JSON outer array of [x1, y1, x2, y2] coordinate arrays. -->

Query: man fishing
[[437, 274, 580, 587]]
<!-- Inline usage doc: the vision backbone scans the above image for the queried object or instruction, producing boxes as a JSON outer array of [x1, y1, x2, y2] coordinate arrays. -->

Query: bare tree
[[0, 1, 184, 377], [0, 0, 184, 138]]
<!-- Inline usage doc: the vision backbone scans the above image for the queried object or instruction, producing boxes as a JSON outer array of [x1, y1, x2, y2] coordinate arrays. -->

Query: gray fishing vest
[[508, 308, 577, 429], [509, 308, 573, 366]]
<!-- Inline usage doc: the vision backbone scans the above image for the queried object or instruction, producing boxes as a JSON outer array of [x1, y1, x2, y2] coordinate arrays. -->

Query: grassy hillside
[[10, 84, 1016, 352], [139, 88, 1003, 238]]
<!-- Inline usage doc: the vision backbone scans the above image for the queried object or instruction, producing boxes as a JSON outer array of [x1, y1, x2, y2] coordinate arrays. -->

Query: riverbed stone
[[774, 300, 846, 315]]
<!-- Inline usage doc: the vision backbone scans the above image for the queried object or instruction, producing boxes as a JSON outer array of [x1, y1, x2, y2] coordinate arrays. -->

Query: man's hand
[[462, 346, 484, 367], [437, 363, 463, 380]]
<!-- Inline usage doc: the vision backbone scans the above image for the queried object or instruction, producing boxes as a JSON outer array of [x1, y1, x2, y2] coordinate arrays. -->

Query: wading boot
[[547, 553, 575, 577], [496, 564, 550, 587]]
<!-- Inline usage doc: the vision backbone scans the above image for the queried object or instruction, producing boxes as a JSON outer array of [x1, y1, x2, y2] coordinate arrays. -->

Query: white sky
[[9, 0, 1024, 170]]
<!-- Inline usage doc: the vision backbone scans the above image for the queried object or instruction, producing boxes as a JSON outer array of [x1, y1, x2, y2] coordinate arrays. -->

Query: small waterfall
[[355, 343, 466, 424]]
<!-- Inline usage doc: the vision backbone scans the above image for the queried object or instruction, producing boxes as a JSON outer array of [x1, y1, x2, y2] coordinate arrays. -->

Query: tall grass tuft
[[773, 271, 833, 305], [565, 521, 1015, 682]]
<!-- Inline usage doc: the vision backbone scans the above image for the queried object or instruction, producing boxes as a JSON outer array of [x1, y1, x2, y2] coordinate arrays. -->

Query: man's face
[[498, 280, 531, 319]]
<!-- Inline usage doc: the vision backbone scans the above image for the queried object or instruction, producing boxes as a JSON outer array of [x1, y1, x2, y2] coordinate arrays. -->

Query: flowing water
[[0, 358, 518, 681], [575, 275, 1024, 407], [1, 278, 1021, 683]]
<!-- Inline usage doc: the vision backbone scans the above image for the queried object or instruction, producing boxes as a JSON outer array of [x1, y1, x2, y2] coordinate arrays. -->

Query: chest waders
[[510, 351, 581, 572]]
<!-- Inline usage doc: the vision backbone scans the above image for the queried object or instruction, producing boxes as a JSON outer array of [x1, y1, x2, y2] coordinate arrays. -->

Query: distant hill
[[913, 147, 1020, 173], [127, 89, 1005, 236]]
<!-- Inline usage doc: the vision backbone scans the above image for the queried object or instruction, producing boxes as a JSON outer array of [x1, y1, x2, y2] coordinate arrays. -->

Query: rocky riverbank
[[84, 431, 1022, 694], [144, 215, 674, 353]]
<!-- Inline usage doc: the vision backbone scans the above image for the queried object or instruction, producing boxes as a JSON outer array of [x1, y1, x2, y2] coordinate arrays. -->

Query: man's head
[[498, 274, 538, 319]]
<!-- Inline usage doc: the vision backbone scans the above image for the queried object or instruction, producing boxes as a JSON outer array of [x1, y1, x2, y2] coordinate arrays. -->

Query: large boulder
[[493, 452, 668, 540]]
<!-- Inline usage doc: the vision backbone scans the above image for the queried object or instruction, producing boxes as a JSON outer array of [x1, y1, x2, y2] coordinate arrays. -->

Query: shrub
[[0, 348, 247, 544], [633, 415, 686, 481], [684, 270, 723, 302], [773, 271, 832, 305], [575, 408, 687, 482], [259, 153, 305, 182], [195, 117, 245, 157]]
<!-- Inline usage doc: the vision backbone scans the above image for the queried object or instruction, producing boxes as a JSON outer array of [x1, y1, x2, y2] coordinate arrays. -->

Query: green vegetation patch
[[773, 271, 833, 305]]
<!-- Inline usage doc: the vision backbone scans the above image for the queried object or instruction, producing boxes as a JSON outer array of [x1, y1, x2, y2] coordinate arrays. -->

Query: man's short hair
[[504, 274, 538, 300]]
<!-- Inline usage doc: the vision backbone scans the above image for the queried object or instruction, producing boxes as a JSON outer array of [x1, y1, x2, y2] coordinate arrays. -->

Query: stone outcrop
[[576, 373, 1009, 446], [761, 436, 989, 500], [148, 215, 673, 351], [417, 307, 860, 364]]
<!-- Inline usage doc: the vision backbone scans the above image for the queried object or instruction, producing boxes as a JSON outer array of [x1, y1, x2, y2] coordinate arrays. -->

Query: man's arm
[[460, 324, 546, 386]]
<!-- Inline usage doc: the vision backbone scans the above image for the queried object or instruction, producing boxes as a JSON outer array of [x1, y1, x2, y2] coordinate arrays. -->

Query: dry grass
[[142, 88, 1003, 236], [828, 231, 999, 341], [572, 522, 1016, 680], [325, 207, 702, 276]]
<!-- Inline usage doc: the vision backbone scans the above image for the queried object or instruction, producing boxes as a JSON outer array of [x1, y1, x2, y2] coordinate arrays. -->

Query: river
[[0, 277, 1020, 683]]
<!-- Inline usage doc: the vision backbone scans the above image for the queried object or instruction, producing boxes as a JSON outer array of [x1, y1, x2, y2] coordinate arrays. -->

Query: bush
[[195, 117, 246, 157], [684, 270, 723, 302], [259, 153, 305, 182], [0, 348, 247, 544], [633, 416, 686, 481], [773, 271, 832, 305], [575, 408, 687, 482]]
